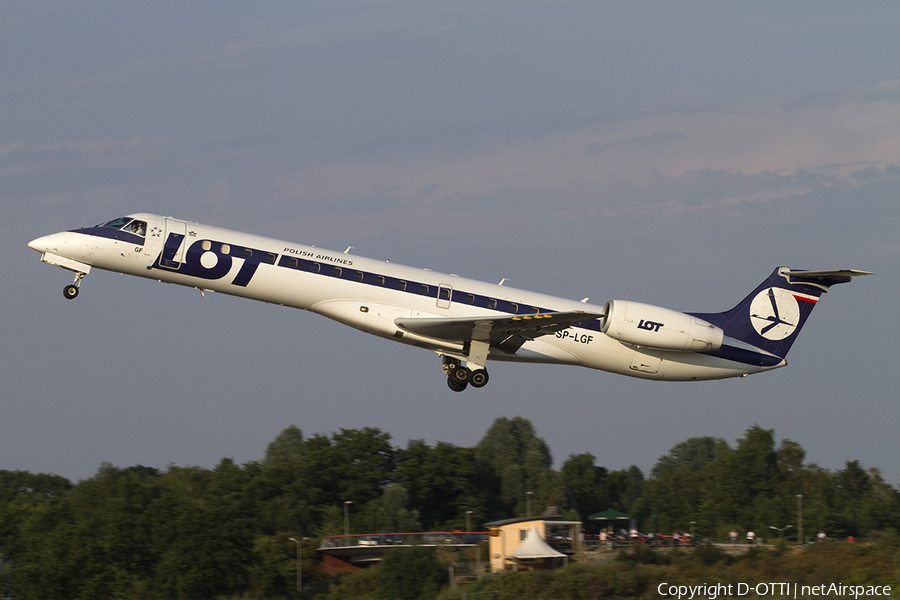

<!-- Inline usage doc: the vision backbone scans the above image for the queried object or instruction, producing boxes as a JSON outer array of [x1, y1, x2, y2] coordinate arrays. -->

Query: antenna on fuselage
[[344, 246, 355, 254]]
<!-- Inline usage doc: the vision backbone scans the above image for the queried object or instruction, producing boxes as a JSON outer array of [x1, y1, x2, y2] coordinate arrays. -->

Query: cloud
[[5, 79, 899, 241], [0, 4, 486, 118], [260, 85, 900, 220]]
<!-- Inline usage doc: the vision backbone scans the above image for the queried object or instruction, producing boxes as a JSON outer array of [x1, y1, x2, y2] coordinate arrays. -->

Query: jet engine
[[601, 300, 723, 352]]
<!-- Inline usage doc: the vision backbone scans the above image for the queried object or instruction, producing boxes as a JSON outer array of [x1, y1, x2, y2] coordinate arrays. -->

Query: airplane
[[28, 213, 870, 391]]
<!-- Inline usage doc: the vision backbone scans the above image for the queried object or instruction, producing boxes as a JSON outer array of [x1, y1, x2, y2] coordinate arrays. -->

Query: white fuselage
[[29, 213, 781, 382]]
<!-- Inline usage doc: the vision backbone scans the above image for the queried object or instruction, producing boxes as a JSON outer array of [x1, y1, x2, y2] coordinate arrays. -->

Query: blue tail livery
[[689, 268, 871, 369]]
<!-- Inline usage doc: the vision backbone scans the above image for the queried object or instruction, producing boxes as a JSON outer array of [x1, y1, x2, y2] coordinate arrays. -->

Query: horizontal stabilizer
[[779, 268, 873, 289], [783, 269, 872, 278]]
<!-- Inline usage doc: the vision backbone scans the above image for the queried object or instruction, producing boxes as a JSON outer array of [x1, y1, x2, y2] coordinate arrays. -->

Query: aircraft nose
[[28, 232, 67, 253]]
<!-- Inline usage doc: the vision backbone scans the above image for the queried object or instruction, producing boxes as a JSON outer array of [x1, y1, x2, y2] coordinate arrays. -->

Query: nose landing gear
[[63, 272, 85, 300]]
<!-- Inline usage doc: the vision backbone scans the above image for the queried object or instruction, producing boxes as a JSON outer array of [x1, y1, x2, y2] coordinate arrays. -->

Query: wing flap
[[395, 310, 604, 348]]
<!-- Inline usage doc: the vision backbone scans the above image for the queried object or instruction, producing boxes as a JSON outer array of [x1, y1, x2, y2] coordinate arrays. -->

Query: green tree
[[475, 416, 556, 518], [263, 424, 305, 470], [151, 462, 254, 600], [302, 427, 395, 509], [395, 440, 485, 530], [10, 464, 162, 600], [650, 436, 728, 479], [0, 470, 73, 597], [560, 453, 608, 520], [380, 483, 422, 532], [607, 466, 644, 515]]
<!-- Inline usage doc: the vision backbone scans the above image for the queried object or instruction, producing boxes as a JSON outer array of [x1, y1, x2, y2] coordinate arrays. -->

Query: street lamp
[[288, 536, 309, 592], [526, 491, 533, 518], [344, 500, 353, 538], [466, 510, 474, 532], [797, 494, 803, 545], [769, 524, 793, 542]]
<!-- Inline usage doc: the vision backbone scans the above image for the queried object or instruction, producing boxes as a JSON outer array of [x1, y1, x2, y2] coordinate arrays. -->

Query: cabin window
[[309, 263, 321, 274], [529, 306, 539, 314], [488, 299, 497, 309], [439, 287, 451, 301], [284, 257, 298, 269], [332, 267, 342, 277], [355, 271, 364, 282], [418, 284, 429, 294], [375, 275, 385, 286], [265, 253, 277, 265], [221, 244, 230, 255], [201, 240, 212, 251], [465, 294, 475, 304], [509, 303, 519, 314], [242, 248, 253, 259], [396, 280, 407, 291]]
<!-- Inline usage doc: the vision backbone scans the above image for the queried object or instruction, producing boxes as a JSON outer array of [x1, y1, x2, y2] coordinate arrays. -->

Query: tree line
[[1, 418, 897, 599]]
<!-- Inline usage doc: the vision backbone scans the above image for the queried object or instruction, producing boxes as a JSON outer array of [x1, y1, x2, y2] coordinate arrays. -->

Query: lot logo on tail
[[749, 288, 801, 340]]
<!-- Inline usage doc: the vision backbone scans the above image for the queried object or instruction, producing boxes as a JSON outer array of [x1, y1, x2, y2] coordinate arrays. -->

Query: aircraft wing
[[395, 310, 604, 354]]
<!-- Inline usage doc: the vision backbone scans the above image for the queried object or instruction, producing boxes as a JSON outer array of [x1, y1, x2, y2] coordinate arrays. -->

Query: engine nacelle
[[601, 300, 723, 352]]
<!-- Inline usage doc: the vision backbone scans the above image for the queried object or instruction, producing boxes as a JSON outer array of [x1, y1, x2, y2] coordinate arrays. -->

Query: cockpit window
[[125, 220, 147, 236], [95, 217, 147, 237], [98, 217, 134, 229]]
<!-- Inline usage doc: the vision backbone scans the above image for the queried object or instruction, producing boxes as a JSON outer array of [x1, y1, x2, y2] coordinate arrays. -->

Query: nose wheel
[[63, 272, 85, 300]]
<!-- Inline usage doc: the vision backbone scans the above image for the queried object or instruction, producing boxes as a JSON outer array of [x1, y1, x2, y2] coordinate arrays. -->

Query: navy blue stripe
[[276, 254, 603, 331], [72, 227, 145, 245]]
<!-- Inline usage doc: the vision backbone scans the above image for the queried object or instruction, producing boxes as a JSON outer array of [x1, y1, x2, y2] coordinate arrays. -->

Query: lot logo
[[749, 287, 800, 340], [153, 234, 271, 287], [637, 319, 664, 332]]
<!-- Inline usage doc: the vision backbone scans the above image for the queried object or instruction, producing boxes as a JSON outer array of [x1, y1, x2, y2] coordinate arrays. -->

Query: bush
[[633, 544, 669, 565], [693, 542, 730, 566], [379, 546, 447, 600]]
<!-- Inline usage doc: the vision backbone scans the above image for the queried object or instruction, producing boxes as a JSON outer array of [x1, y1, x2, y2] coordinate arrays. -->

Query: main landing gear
[[63, 272, 86, 300], [443, 357, 490, 392]]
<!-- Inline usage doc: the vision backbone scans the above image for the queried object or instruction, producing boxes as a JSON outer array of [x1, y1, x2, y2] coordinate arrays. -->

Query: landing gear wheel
[[447, 376, 468, 392], [63, 284, 79, 300], [470, 369, 489, 388], [450, 366, 470, 384]]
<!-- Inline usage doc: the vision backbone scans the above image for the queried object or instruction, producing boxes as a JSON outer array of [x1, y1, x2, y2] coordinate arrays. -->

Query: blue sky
[[3, 1, 898, 488]]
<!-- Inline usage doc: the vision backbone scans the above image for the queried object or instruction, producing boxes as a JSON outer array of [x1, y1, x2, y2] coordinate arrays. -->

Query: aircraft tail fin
[[690, 268, 871, 361]]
